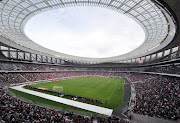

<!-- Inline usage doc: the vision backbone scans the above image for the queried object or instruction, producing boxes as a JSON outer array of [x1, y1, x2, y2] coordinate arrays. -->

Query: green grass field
[[30, 77, 124, 109]]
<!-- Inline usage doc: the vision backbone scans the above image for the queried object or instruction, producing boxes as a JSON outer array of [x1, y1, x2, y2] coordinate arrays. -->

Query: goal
[[53, 86, 63, 92]]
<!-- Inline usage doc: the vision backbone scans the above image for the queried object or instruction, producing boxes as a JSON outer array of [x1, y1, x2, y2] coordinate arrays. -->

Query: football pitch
[[30, 77, 124, 109]]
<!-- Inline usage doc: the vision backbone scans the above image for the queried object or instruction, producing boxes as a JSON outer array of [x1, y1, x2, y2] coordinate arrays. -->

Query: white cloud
[[25, 6, 145, 58]]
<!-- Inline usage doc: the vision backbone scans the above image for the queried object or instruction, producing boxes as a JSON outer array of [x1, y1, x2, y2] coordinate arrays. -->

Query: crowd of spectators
[[125, 73, 155, 83], [1, 61, 180, 75], [133, 76, 179, 121], [0, 62, 76, 71], [85, 64, 180, 75], [144, 64, 180, 74]]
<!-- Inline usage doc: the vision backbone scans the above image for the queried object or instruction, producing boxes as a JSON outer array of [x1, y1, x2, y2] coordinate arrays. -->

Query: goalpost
[[53, 86, 63, 92]]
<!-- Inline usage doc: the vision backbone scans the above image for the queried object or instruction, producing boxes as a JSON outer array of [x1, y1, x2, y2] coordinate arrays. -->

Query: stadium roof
[[0, 0, 177, 63]]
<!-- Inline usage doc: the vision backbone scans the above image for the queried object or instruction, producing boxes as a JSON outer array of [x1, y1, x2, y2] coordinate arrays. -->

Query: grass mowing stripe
[[108, 80, 119, 100]]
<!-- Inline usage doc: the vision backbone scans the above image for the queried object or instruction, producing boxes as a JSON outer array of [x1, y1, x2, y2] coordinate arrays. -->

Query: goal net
[[53, 86, 63, 92]]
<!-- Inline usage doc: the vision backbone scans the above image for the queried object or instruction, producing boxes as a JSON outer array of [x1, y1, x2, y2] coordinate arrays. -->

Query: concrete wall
[[131, 113, 177, 123]]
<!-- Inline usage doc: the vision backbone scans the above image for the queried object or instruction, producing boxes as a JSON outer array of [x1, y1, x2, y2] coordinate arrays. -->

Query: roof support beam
[[124, 0, 143, 14]]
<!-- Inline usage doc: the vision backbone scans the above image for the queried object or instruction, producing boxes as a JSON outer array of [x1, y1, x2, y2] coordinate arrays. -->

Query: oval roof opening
[[25, 6, 145, 58]]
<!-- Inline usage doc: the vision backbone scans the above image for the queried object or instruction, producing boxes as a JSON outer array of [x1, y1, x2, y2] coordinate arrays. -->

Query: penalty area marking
[[10, 85, 113, 116]]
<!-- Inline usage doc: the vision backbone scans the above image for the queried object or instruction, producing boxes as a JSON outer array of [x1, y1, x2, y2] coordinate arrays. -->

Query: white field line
[[10, 85, 113, 116], [107, 81, 119, 100]]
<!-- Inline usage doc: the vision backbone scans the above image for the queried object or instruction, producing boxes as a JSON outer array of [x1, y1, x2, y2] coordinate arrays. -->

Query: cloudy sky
[[24, 6, 145, 58]]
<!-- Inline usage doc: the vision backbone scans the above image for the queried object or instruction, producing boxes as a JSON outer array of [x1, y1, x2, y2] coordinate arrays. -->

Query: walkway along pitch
[[10, 85, 113, 116]]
